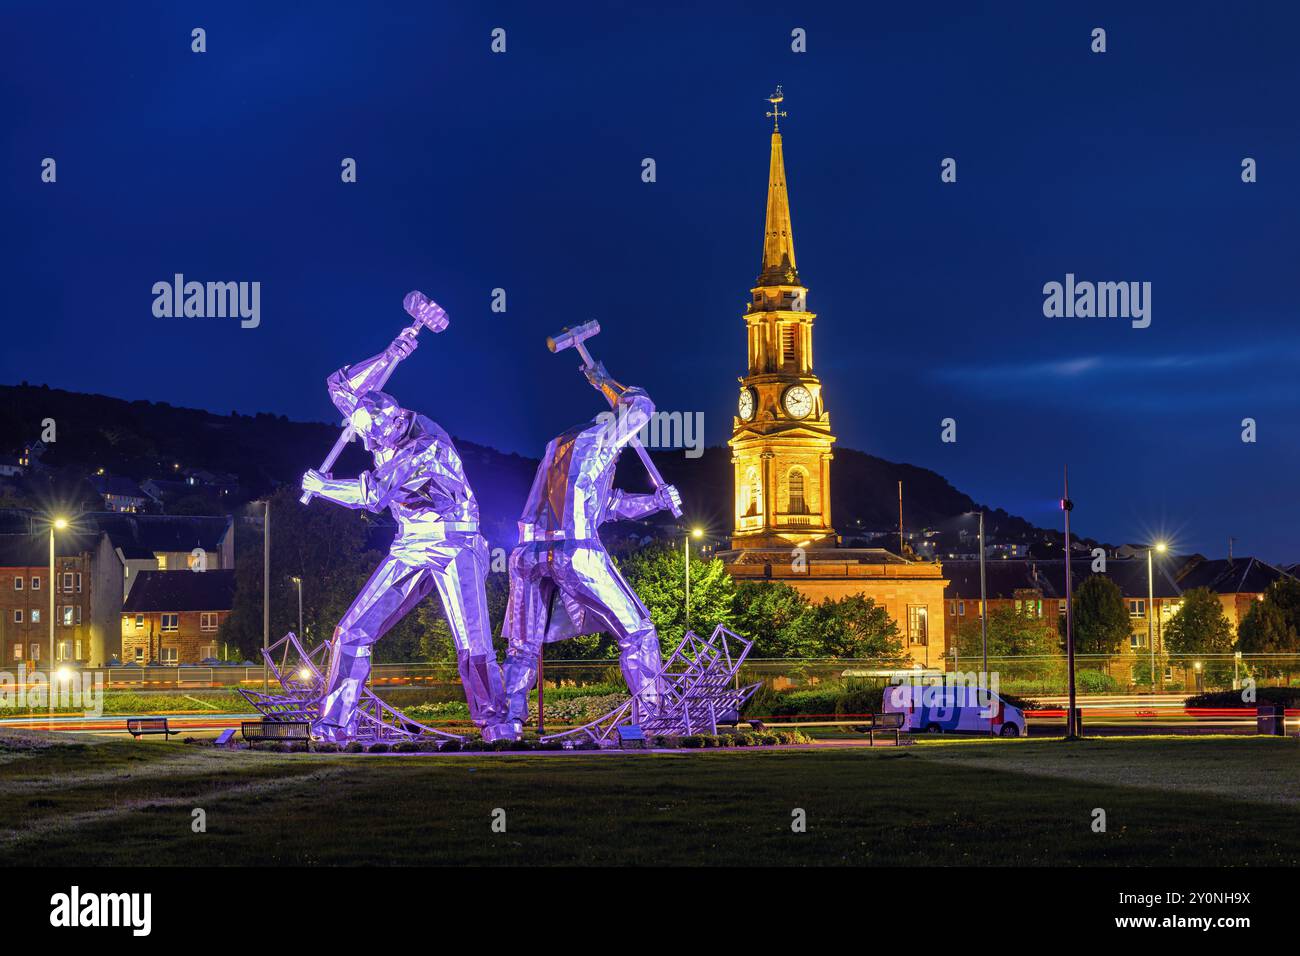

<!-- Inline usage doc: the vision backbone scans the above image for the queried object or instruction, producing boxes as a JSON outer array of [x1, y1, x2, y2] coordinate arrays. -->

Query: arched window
[[788, 469, 807, 514], [744, 466, 761, 516]]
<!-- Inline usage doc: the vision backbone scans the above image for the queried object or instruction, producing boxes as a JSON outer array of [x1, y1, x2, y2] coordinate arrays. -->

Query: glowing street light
[[685, 527, 705, 629], [48, 516, 69, 723], [1147, 540, 1168, 692]]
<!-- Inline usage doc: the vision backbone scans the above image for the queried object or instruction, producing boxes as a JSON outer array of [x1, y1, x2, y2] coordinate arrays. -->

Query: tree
[[1238, 599, 1299, 655], [1071, 575, 1131, 655], [790, 594, 905, 660], [731, 581, 813, 656], [954, 606, 1061, 679], [1164, 587, 1235, 685], [615, 543, 736, 656]]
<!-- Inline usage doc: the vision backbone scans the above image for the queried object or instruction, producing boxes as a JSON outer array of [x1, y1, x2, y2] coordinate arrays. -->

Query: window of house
[[1059, 600, 1067, 616], [907, 605, 929, 646], [1129, 599, 1145, 618], [161, 613, 178, 632], [958, 601, 966, 616], [161, 647, 178, 665], [13, 610, 22, 624], [30, 609, 39, 625], [135, 614, 144, 630], [12, 644, 21, 661], [157, 555, 168, 570], [200, 612, 218, 631], [13, 577, 21, 590], [57, 641, 71, 661], [787, 470, 807, 515], [30, 576, 39, 591], [1130, 630, 1144, 648], [61, 606, 75, 627], [75, 573, 82, 593], [30, 643, 39, 661], [134, 646, 144, 663], [200, 644, 218, 660], [74, 640, 82, 659], [62, 572, 74, 592]]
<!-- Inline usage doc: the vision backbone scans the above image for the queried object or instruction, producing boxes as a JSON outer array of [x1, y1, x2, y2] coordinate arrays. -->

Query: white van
[[882, 682, 1026, 737]]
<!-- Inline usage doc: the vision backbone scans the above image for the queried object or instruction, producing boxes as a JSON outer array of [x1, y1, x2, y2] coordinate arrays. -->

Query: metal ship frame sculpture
[[541, 624, 762, 746], [239, 632, 466, 743]]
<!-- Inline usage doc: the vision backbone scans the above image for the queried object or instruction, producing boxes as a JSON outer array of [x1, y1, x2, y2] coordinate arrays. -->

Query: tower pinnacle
[[759, 86, 798, 288]]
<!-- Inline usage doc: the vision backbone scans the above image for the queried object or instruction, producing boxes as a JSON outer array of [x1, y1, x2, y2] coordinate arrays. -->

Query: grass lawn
[[2, 732, 1297, 866]]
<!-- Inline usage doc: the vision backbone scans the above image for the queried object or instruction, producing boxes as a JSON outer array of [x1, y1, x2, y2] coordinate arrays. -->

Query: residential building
[[120, 569, 236, 664]]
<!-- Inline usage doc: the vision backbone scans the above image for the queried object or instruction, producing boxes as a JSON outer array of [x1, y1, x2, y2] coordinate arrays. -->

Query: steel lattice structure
[[239, 632, 465, 743], [541, 624, 761, 746]]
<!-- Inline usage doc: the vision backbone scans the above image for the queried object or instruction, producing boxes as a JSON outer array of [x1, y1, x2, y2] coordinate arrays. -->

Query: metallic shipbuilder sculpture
[[297, 291, 506, 742], [497, 321, 683, 740]]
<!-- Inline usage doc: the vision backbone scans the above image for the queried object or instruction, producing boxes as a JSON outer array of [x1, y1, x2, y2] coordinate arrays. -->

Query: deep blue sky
[[3, 2, 1298, 561]]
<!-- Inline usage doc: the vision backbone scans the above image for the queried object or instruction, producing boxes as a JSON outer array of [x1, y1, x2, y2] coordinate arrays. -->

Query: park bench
[[852, 711, 906, 746], [241, 720, 312, 746], [126, 717, 176, 740], [715, 708, 766, 732]]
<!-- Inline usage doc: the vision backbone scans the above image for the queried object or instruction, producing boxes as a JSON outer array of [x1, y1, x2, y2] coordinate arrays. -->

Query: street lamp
[[1060, 468, 1078, 739], [965, 511, 989, 676], [289, 575, 304, 639], [685, 527, 704, 630], [1147, 541, 1167, 693], [49, 516, 68, 722]]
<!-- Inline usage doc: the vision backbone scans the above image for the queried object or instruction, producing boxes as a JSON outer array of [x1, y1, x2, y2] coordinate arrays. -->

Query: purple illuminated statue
[[497, 321, 682, 740], [301, 292, 507, 742]]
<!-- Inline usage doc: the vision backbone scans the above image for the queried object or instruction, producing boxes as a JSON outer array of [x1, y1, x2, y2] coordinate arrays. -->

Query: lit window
[[61, 606, 74, 627], [787, 470, 807, 515], [11, 644, 21, 661], [30, 609, 40, 625], [907, 605, 929, 646]]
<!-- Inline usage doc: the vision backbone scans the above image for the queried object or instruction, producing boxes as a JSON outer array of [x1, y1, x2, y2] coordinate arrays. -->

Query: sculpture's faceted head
[[351, 390, 408, 452]]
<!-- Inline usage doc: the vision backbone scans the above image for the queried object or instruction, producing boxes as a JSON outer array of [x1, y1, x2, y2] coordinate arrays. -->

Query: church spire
[[758, 86, 799, 288]]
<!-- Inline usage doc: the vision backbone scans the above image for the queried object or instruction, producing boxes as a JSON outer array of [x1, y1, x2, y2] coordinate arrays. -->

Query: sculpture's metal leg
[[316, 555, 433, 740], [499, 545, 556, 735], [428, 533, 505, 728], [564, 546, 664, 718]]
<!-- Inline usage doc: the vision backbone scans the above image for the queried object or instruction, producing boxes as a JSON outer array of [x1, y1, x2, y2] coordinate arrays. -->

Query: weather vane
[[766, 85, 787, 131]]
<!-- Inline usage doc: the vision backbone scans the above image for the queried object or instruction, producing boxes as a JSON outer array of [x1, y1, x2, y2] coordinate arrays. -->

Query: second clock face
[[783, 384, 813, 419], [738, 387, 755, 421]]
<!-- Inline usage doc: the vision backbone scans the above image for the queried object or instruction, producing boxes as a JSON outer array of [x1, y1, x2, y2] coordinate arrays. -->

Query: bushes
[[745, 681, 883, 719], [1074, 670, 1119, 695], [1186, 687, 1300, 709]]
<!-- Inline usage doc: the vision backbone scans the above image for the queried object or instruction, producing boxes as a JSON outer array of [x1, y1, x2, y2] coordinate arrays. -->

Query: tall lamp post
[[1147, 541, 1167, 693], [48, 517, 68, 722], [262, 500, 270, 691], [290, 575, 304, 639], [685, 527, 703, 629], [977, 510, 988, 676], [1061, 468, 1078, 739]]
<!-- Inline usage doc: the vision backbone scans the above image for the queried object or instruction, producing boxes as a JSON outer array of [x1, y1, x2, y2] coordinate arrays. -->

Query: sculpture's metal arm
[[301, 470, 368, 509], [327, 334, 419, 418], [585, 362, 655, 451], [606, 489, 663, 521]]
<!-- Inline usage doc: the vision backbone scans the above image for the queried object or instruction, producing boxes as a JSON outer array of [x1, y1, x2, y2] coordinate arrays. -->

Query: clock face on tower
[[738, 387, 755, 421], [782, 384, 813, 419]]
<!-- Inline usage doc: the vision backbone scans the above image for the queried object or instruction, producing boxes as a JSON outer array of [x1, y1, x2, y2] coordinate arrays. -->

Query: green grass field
[[2, 731, 1297, 866]]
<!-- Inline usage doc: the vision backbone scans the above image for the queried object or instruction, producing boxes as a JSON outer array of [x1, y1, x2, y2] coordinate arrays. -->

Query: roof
[[1175, 557, 1295, 595], [91, 475, 147, 499], [942, 556, 1286, 601], [0, 531, 101, 566], [82, 513, 232, 553], [122, 569, 236, 612]]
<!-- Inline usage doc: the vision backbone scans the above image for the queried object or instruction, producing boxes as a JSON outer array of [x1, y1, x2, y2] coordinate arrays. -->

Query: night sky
[[3, 2, 1297, 560]]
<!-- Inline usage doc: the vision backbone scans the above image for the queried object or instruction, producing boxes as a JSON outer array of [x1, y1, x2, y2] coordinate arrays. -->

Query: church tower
[[729, 87, 836, 550]]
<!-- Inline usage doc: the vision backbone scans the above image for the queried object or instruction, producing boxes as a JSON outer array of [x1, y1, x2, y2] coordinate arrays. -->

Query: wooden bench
[[852, 711, 906, 746], [241, 720, 312, 746], [715, 709, 766, 732], [126, 717, 176, 740]]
